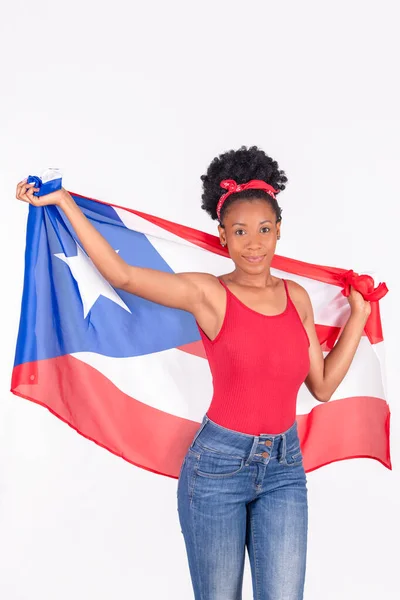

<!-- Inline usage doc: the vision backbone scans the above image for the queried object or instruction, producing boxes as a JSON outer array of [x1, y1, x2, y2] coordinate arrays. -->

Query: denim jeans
[[177, 415, 308, 600]]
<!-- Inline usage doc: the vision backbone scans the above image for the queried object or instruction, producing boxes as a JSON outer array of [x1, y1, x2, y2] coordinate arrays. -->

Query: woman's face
[[218, 199, 281, 275]]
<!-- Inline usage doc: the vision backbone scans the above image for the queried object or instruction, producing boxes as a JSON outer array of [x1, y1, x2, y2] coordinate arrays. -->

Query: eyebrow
[[231, 220, 273, 227]]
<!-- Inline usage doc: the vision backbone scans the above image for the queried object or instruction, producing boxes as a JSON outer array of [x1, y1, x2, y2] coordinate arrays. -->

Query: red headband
[[216, 179, 279, 221]]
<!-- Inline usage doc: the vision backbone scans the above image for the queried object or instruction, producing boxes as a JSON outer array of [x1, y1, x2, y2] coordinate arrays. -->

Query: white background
[[1, 1, 399, 598]]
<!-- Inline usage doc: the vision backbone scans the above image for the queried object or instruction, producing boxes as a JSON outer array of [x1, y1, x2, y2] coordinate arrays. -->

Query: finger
[[20, 185, 37, 203], [19, 191, 31, 203], [21, 183, 37, 200], [17, 185, 30, 201], [26, 187, 40, 202], [16, 181, 27, 198], [16, 183, 29, 201], [17, 181, 33, 194]]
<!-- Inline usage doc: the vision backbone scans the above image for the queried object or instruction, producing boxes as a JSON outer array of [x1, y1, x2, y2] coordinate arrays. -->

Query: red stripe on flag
[[177, 340, 207, 358], [297, 397, 391, 472], [11, 357, 391, 477], [12, 356, 200, 478]]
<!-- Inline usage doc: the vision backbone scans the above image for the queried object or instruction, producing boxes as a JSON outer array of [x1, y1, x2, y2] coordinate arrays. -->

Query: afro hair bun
[[200, 145, 287, 223]]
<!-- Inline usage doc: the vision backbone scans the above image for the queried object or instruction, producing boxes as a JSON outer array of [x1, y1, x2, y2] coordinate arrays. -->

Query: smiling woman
[[176, 144, 372, 600]]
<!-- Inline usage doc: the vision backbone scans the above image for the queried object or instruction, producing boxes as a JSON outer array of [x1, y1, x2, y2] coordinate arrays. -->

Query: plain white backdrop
[[1, 1, 399, 598]]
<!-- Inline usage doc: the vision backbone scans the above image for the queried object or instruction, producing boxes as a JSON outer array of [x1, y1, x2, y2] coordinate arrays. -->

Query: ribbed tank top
[[196, 278, 310, 435]]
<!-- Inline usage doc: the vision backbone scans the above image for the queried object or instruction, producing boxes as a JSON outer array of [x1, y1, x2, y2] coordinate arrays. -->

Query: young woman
[[16, 145, 371, 600]]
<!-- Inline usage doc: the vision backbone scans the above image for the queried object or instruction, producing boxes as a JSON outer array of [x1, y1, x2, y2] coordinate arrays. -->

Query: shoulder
[[177, 272, 225, 303], [285, 279, 313, 318], [178, 271, 221, 289], [285, 278, 309, 298]]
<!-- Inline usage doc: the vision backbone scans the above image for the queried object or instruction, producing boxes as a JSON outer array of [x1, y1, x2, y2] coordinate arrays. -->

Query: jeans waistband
[[191, 415, 300, 463]]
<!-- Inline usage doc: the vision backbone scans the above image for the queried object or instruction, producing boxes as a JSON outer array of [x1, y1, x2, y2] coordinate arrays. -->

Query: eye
[[261, 227, 270, 233], [234, 229, 245, 235]]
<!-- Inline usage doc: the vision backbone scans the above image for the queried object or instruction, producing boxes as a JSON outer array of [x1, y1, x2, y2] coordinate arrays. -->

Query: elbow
[[109, 268, 131, 290], [306, 378, 332, 403], [113, 277, 131, 291], [315, 389, 332, 403]]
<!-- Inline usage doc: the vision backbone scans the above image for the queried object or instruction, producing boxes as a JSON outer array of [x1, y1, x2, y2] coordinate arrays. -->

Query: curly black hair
[[200, 145, 287, 225]]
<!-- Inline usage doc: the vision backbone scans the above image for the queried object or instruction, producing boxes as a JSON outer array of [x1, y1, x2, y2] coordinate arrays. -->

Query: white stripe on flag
[[71, 349, 213, 421], [72, 337, 385, 422], [297, 338, 386, 413], [271, 267, 351, 327]]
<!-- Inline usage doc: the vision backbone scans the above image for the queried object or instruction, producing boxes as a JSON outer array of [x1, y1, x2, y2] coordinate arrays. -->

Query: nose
[[245, 234, 263, 249]]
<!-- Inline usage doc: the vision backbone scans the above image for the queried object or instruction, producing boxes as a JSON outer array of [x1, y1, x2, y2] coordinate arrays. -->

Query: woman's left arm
[[290, 281, 371, 402]]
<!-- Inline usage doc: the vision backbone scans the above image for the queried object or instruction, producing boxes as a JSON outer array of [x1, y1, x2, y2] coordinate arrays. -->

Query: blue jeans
[[177, 415, 308, 600]]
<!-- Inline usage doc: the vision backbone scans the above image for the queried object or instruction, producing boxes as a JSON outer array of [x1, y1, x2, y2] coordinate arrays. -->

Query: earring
[[277, 236, 280, 240], [220, 241, 225, 247]]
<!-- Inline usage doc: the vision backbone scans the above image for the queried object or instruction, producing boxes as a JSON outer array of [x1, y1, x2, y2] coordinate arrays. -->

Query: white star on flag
[[54, 244, 131, 318]]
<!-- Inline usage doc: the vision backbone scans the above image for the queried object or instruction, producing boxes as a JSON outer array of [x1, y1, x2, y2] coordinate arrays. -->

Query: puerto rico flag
[[11, 192, 391, 478]]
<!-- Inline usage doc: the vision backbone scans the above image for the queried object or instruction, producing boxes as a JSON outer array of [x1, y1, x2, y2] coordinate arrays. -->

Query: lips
[[243, 255, 265, 263]]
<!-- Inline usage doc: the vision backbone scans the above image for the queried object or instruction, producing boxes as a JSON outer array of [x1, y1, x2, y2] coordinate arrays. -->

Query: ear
[[276, 221, 281, 239], [218, 224, 226, 245]]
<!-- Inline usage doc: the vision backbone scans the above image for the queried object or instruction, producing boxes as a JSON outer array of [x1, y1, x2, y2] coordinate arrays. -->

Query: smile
[[243, 255, 265, 263]]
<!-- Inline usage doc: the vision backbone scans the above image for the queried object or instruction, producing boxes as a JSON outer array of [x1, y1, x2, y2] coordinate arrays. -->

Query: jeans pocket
[[196, 450, 245, 479], [282, 448, 303, 467]]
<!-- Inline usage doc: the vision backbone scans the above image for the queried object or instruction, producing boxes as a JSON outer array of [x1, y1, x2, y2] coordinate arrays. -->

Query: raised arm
[[16, 182, 209, 312], [288, 280, 371, 402]]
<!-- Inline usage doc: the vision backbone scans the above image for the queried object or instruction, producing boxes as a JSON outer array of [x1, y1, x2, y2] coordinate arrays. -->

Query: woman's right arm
[[16, 181, 209, 312]]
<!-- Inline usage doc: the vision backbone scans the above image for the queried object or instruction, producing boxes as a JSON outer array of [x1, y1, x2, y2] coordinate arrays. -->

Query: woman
[[16, 145, 371, 600]]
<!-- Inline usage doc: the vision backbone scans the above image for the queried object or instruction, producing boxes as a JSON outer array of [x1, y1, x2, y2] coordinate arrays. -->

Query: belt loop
[[279, 432, 287, 463], [245, 436, 259, 466]]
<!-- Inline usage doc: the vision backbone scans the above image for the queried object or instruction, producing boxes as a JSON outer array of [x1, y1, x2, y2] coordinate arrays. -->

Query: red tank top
[[196, 278, 310, 435]]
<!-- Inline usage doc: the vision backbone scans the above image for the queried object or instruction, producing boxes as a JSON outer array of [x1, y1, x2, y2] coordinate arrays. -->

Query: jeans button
[[265, 440, 272, 447], [261, 452, 269, 458]]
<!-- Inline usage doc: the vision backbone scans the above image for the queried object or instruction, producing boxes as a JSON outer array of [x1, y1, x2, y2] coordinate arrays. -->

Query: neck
[[226, 268, 275, 288]]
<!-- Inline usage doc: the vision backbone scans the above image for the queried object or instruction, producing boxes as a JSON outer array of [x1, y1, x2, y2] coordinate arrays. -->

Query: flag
[[11, 192, 391, 478]]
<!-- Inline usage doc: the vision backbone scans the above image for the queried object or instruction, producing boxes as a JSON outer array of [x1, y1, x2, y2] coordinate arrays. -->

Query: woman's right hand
[[16, 179, 72, 208]]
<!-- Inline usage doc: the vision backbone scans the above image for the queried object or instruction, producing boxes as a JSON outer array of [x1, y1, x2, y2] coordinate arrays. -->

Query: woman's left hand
[[347, 286, 372, 319]]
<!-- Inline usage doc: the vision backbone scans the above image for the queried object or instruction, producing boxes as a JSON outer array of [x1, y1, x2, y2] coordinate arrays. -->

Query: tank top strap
[[218, 278, 234, 301], [282, 277, 293, 310], [217, 277, 227, 288], [282, 277, 290, 300]]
